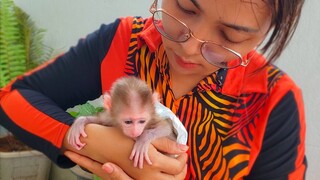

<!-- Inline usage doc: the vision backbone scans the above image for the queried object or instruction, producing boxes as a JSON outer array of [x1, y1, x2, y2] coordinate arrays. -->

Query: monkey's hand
[[129, 129, 155, 169], [67, 116, 99, 150]]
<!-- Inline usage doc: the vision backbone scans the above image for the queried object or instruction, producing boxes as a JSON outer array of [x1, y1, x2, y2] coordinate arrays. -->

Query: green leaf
[[95, 107, 105, 113], [77, 103, 99, 116], [68, 111, 79, 118], [68, 103, 104, 118], [0, 0, 53, 88]]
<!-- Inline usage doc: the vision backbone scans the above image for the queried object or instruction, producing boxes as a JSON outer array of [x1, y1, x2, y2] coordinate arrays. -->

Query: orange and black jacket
[[0, 16, 307, 179]]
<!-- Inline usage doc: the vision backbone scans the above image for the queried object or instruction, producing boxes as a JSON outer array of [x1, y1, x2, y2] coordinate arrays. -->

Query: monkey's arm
[[130, 122, 173, 169], [67, 116, 104, 150]]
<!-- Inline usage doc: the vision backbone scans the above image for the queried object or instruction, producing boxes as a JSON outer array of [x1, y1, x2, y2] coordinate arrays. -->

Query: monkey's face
[[121, 118, 148, 138], [118, 106, 152, 138]]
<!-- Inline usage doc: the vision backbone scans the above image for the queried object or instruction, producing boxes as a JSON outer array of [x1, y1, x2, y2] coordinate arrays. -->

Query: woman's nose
[[180, 34, 202, 56]]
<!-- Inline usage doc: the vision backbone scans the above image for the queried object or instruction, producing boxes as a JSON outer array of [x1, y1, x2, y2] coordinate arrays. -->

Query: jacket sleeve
[[0, 18, 121, 168], [245, 87, 307, 180]]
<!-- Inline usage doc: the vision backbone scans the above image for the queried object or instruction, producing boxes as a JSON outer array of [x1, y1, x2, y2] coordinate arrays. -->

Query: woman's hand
[[63, 124, 188, 179], [65, 151, 134, 180], [65, 139, 188, 180]]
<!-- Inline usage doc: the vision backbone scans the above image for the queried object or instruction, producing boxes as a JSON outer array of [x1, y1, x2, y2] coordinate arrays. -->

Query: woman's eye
[[220, 31, 244, 44], [180, 7, 196, 15], [177, 1, 196, 15], [225, 37, 241, 44]]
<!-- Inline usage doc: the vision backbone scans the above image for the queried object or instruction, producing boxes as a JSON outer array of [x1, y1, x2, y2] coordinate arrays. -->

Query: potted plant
[[0, 0, 53, 179]]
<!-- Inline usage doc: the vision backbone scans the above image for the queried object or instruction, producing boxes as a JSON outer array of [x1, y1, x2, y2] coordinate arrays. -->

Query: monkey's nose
[[131, 129, 142, 138], [131, 132, 140, 138]]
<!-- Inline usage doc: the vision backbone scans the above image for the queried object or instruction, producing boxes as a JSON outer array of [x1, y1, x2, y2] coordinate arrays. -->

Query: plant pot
[[0, 150, 51, 180], [70, 165, 94, 180]]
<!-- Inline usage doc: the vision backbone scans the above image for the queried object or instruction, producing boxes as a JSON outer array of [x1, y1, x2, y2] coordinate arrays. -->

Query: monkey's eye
[[138, 120, 146, 124], [124, 120, 133, 124]]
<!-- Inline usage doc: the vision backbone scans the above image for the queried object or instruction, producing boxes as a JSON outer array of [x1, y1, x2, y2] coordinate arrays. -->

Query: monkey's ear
[[152, 92, 160, 103], [103, 93, 112, 110]]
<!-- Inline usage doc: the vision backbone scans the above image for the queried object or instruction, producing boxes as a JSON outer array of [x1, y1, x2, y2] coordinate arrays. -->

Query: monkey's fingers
[[144, 150, 152, 166], [132, 147, 144, 169], [75, 136, 86, 149], [138, 151, 144, 169], [80, 128, 88, 138], [69, 140, 83, 150], [67, 132, 81, 149], [75, 144, 85, 150], [133, 151, 140, 168], [129, 147, 140, 168], [129, 147, 136, 161], [138, 145, 153, 169]]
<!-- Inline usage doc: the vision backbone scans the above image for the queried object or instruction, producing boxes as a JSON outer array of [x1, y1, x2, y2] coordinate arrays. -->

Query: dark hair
[[261, 0, 305, 64]]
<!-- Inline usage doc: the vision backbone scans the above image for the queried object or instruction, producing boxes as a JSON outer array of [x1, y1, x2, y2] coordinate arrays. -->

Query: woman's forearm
[[63, 123, 188, 179], [63, 124, 159, 178]]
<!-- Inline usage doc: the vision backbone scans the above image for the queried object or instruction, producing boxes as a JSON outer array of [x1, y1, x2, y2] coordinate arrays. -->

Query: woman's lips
[[174, 53, 198, 69]]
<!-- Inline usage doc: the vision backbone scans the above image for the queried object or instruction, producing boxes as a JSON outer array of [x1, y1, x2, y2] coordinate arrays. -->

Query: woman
[[0, 0, 306, 179]]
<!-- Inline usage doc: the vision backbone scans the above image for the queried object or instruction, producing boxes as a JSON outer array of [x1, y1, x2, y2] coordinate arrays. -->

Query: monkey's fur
[[68, 76, 176, 169]]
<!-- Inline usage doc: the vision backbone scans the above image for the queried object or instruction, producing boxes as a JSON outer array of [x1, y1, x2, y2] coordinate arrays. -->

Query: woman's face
[[160, 0, 272, 78]]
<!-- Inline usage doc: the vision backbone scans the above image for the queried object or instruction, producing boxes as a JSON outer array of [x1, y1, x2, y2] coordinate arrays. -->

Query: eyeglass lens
[[152, 8, 243, 69]]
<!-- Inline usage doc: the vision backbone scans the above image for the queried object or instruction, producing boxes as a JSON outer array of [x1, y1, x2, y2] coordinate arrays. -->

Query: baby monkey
[[67, 76, 175, 169]]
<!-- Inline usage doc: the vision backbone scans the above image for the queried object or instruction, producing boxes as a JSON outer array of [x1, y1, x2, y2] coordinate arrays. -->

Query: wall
[[275, 0, 320, 179], [13, 0, 320, 179]]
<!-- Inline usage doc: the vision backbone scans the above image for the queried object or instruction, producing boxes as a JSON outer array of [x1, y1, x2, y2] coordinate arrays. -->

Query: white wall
[[275, 1, 320, 179], [13, 0, 320, 179], [13, 0, 150, 53]]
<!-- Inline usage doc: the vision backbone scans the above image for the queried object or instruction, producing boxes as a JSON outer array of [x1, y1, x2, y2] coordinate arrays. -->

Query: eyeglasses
[[149, 0, 250, 69]]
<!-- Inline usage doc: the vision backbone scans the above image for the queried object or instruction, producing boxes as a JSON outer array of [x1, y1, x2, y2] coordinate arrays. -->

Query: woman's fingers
[[147, 137, 189, 176], [174, 164, 188, 180], [162, 161, 187, 180], [151, 151, 188, 175], [102, 163, 133, 180], [65, 151, 102, 174], [64, 151, 133, 180], [152, 137, 189, 154]]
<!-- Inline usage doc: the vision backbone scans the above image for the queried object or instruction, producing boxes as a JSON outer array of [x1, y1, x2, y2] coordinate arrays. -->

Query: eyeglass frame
[[149, 0, 250, 69]]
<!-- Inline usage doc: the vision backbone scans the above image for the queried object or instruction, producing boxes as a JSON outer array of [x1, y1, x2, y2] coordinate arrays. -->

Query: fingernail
[[179, 144, 189, 151], [102, 163, 113, 174]]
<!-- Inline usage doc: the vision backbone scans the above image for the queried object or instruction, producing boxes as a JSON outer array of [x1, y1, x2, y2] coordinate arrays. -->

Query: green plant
[[0, 0, 53, 87], [0, 0, 53, 151], [68, 102, 104, 118]]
